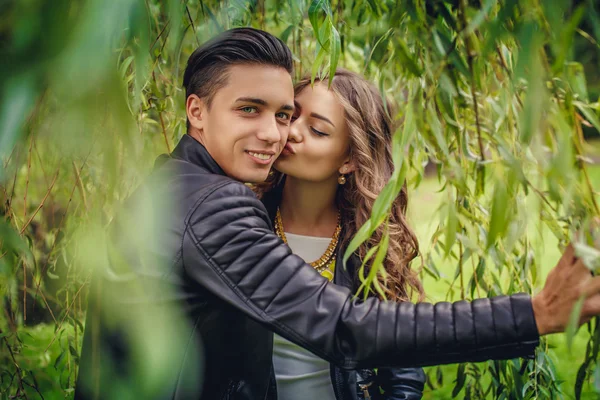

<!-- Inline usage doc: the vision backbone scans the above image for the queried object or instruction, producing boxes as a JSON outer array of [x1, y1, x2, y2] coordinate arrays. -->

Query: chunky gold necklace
[[274, 207, 341, 280]]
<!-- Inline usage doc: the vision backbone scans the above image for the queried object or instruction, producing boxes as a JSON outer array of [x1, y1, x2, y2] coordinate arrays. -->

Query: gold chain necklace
[[274, 207, 341, 279]]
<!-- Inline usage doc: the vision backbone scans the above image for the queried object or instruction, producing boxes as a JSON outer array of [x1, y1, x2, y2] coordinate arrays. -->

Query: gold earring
[[338, 174, 346, 185]]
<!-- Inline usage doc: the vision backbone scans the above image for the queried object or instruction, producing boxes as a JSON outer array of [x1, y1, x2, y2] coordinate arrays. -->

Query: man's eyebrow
[[235, 97, 267, 106], [310, 112, 335, 128]]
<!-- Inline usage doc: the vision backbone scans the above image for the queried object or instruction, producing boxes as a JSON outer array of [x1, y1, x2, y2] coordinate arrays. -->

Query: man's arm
[[181, 181, 543, 369], [377, 367, 425, 400]]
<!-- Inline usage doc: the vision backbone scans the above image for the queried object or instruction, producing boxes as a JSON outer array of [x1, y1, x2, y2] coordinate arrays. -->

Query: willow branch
[[19, 167, 59, 235]]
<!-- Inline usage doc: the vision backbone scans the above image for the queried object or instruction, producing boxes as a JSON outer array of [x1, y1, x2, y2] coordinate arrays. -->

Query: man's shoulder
[[153, 155, 264, 216], [151, 155, 229, 192]]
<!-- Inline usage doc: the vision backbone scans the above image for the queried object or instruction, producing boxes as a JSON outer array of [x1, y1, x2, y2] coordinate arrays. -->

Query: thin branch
[[20, 167, 59, 235], [459, 3, 484, 164], [72, 161, 88, 211], [186, 6, 200, 46], [459, 233, 465, 300], [8, 147, 22, 218], [575, 114, 600, 215], [1, 331, 27, 399], [32, 182, 76, 319], [4, 297, 16, 332], [23, 376, 45, 400], [33, 148, 93, 315], [23, 136, 34, 221], [45, 276, 90, 352], [471, 256, 481, 298], [2, 144, 17, 171], [158, 106, 172, 153], [23, 260, 26, 321], [149, 20, 170, 52], [495, 44, 523, 108], [33, 140, 57, 205]]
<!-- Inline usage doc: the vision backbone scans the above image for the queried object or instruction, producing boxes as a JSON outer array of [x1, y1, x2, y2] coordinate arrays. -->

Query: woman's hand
[[532, 244, 600, 335]]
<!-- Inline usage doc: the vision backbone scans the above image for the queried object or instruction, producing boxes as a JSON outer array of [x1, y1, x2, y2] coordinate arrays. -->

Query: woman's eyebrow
[[310, 112, 335, 127]]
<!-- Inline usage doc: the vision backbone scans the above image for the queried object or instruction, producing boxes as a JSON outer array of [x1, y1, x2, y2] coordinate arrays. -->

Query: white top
[[272, 232, 337, 400]]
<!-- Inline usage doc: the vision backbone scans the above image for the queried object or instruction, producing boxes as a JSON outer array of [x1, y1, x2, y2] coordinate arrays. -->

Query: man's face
[[188, 64, 294, 183]]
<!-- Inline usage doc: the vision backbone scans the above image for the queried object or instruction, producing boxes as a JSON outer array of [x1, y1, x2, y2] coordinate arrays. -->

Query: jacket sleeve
[[182, 181, 539, 369], [378, 367, 425, 400]]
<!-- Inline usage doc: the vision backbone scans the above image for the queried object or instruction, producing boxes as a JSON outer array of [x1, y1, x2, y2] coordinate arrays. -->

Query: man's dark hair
[[182, 27, 293, 129]]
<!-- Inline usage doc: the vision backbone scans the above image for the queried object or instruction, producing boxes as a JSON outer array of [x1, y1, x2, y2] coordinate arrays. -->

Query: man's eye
[[240, 107, 258, 114], [276, 112, 290, 120]]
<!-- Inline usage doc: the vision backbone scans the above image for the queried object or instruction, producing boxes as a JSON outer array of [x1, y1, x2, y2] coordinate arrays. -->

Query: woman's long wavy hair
[[262, 69, 424, 302]]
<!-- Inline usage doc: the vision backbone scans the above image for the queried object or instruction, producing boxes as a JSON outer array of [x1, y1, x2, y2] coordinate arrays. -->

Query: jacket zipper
[[331, 365, 345, 400], [222, 380, 243, 400], [358, 382, 373, 400]]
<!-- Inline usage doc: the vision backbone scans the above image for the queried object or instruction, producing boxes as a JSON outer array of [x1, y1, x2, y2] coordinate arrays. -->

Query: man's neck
[[279, 176, 339, 238]]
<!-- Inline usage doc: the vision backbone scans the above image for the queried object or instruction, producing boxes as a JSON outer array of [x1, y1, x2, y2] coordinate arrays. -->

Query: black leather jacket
[[76, 135, 540, 400], [262, 186, 425, 400], [326, 246, 426, 400]]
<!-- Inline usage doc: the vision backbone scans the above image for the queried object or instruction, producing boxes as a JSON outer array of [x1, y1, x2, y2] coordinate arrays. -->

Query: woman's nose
[[288, 119, 303, 143]]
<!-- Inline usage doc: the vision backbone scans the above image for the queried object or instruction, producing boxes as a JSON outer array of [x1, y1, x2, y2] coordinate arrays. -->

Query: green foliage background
[[1, 0, 600, 398]]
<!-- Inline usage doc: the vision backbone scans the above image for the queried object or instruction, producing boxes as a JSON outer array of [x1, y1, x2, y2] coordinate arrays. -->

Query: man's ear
[[186, 94, 205, 139], [338, 158, 357, 175]]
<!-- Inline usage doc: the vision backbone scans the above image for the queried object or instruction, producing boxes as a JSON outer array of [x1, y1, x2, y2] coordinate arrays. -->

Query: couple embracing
[[76, 28, 600, 400]]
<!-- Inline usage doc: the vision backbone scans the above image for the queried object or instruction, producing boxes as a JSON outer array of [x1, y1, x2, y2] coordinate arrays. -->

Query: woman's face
[[274, 82, 352, 183]]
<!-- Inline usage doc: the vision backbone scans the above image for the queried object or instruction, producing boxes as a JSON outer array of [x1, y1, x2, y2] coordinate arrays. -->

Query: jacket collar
[[170, 134, 226, 176]]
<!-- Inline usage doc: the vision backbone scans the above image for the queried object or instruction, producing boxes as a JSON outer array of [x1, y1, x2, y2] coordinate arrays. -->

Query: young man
[[76, 27, 600, 400]]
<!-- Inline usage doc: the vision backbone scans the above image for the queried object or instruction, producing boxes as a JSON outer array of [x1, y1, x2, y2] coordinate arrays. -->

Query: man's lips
[[245, 150, 275, 165]]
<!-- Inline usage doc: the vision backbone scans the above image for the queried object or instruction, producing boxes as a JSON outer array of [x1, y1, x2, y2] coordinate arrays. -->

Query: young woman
[[261, 69, 426, 399]]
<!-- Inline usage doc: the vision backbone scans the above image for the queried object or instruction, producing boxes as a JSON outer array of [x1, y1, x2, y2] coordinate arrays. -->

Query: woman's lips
[[281, 143, 295, 156]]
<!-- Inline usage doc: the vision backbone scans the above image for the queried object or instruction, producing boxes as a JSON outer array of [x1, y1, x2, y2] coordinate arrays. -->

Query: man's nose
[[256, 116, 281, 143]]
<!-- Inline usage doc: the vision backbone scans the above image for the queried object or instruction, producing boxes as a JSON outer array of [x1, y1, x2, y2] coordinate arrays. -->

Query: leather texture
[[76, 135, 540, 400]]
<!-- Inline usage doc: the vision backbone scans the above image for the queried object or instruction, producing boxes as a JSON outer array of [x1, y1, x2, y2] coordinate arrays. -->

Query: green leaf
[[364, 28, 394, 71], [0, 221, 34, 265], [311, 47, 327, 84], [565, 62, 588, 102], [452, 363, 466, 397], [487, 179, 509, 249], [433, 28, 469, 78], [575, 101, 600, 133], [566, 296, 585, 351], [462, 0, 497, 37], [343, 219, 373, 267], [54, 351, 66, 370], [574, 357, 589, 399], [328, 25, 341, 86], [446, 200, 459, 256], [356, 245, 380, 288], [394, 36, 422, 77], [47, 270, 60, 279], [357, 224, 390, 299], [308, 0, 328, 47], [280, 24, 295, 43], [550, 4, 586, 75], [0, 75, 36, 163]]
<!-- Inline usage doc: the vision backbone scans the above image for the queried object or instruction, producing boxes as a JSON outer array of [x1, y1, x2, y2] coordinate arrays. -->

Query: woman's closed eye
[[310, 127, 328, 137]]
